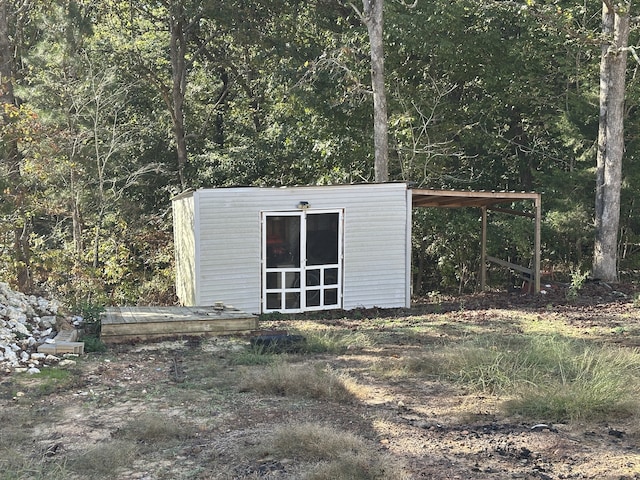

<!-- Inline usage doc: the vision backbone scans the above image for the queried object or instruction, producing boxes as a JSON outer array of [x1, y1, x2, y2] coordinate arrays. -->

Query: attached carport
[[411, 189, 542, 294]]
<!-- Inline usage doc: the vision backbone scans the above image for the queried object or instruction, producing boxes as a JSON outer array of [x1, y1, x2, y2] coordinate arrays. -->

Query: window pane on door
[[306, 269, 321, 286], [266, 293, 281, 310], [306, 289, 321, 307], [306, 213, 339, 265], [286, 271, 300, 288], [266, 216, 300, 268], [266, 272, 281, 289], [324, 289, 338, 306], [285, 292, 300, 309], [325, 268, 339, 285]]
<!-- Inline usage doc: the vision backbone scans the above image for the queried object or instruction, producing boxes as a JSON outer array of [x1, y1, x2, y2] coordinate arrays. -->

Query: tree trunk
[[593, 1, 630, 282], [0, 0, 32, 292], [169, 4, 189, 191], [362, 0, 389, 182]]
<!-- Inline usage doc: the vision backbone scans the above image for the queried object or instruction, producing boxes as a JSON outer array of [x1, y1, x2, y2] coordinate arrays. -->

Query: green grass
[[294, 329, 374, 353], [10, 367, 80, 397], [398, 334, 640, 422], [230, 328, 374, 364], [229, 343, 282, 365], [504, 344, 640, 421]]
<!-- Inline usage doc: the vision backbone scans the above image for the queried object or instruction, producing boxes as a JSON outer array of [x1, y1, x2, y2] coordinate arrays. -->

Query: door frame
[[260, 209, 344, 313]]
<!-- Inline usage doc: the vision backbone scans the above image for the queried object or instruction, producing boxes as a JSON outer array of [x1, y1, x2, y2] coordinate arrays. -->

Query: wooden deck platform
[[101, 305, 259, 343]]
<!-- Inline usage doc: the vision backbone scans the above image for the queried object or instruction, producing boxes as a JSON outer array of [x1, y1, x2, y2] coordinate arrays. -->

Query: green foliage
[[413, 208, 492, 294], [1, 0, 639, 304], [82, 335, 107, 353], [71, 301, 104, 343], [74, 301, 105, 323], [566, 269, 589, 301]]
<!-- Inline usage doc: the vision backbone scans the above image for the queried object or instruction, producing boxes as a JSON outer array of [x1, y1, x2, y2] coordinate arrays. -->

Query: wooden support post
[[481, 206, 487, 291], [534, 195, 541, 294]]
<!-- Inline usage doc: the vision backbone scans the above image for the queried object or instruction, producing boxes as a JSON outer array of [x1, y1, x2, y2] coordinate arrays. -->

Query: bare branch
[[347, 1, 364, 22]]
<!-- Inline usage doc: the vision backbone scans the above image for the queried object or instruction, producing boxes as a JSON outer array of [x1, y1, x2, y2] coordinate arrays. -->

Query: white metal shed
[[172, 183, 413, 314], [172, 183, 542, 314]]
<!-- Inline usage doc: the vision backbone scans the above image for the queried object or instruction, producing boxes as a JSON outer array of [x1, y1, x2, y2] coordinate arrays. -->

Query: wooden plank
[[100, 306, 258, 343], [486, 256, 533, 276], [102, 316, 257, 333], [102, 308, 123, 326], [487, 207, 536, 218]]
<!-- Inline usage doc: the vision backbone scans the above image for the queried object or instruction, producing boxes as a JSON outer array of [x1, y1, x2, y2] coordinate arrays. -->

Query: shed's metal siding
[[177, 183, 410, 313], [172, 194, 197, 305], [339, 185, 410, 309], [194, 188, 263, 311]]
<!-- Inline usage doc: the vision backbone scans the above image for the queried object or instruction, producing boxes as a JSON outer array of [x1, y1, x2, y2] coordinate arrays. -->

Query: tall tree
[[352, 0, 389, 182], [593, 0, 631, 281]]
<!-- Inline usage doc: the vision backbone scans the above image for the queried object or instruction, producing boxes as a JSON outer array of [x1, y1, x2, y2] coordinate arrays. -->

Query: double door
[[262, 210, 343, 313]]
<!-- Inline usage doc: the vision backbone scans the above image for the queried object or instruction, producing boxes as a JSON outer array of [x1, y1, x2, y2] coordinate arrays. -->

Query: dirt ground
[[2, 281, 640, 479]]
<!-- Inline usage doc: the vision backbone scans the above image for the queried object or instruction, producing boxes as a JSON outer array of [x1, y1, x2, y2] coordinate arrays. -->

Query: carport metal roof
[[410, 188, 542, 294]]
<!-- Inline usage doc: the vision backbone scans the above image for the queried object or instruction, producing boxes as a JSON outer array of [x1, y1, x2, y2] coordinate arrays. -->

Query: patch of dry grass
[[69, 439, 139, 478], [261, 422, 408, 480], [115, 413, 194, 451], [69, 414, 195, 478], [239, 362, 361, 402], [0, 449, 70, 480], [381, 334, 640, 422]]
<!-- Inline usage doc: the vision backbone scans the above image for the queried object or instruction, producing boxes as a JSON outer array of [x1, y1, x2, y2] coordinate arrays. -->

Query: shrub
[[82, 335, 107, 353]]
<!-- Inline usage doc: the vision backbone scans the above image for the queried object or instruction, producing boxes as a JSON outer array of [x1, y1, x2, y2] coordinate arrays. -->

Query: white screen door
[[262, 210, 343, 313]]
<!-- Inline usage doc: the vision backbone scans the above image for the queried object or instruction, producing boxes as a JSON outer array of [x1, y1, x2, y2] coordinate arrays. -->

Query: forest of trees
[[1, 0, 639, 308]]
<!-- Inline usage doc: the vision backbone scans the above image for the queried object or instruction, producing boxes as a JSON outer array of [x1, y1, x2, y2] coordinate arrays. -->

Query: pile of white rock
[[0, 282, 69, 373]]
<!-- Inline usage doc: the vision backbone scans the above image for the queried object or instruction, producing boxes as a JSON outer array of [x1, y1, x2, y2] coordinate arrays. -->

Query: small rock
[[608, 428, 625, 438]]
